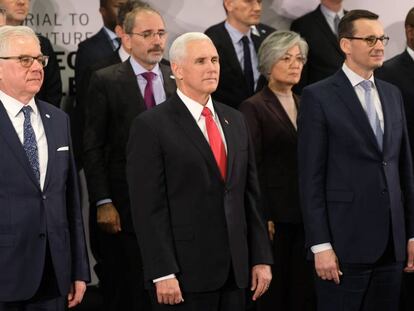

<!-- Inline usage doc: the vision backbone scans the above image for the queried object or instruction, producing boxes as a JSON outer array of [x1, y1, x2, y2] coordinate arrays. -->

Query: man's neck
[[226, 17, 251, 35], [344, 60, 373, 80], [321, 0, 342, 13]]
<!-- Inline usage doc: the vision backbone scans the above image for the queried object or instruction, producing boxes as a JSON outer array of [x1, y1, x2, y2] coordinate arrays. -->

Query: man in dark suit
[[0, 0, 63, 107], [126, 32, 272, 311], [375, 8, 414, 311], [83, 6, 176, 311], [291, 0, 345, 93], [0, 25, 90, 310], [298, 10, 414, 311], [205, 0, 274, 108]]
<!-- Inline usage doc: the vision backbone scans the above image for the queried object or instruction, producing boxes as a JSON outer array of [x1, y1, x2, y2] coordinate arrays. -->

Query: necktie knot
[[141, 71, 156, 82], [201, 107, 213, 118], [241, 35, 250, 45], [359, 80, 373, 92], [21, 105, 33, 119]]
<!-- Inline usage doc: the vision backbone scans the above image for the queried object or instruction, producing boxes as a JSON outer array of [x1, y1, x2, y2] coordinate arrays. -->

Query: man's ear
[[339, 37, 351, 56], [171, 62, 183, 80]]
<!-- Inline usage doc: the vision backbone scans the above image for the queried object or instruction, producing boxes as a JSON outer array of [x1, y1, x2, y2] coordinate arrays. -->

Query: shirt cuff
[[311, 243, 333, 254], [153, 274, 176, 283], [96, 198, 112, 207]]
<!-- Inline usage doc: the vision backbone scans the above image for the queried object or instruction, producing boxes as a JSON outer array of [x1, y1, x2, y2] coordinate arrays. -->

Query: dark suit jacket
[[291, 5, 345, 93], [0, 100, 90, 301], [297, 70, 414, 263], [36, 35, 63, 107], [240, 86, 302, 224], [205, 22, 275, 108], [376, 50, 414, 157], [126, 93, 273, 291], [83, 60, 176, 233]]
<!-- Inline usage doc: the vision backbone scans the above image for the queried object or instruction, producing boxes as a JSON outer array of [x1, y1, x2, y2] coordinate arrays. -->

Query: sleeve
[[126, 117, 180, 281]]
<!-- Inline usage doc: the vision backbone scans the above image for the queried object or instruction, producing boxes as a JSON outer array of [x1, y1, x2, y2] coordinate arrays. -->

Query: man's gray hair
[[169, 32, 213, 64], [0, 26, 39, 56], [258, 30, 308, 78], [123, 6, 162, 34]]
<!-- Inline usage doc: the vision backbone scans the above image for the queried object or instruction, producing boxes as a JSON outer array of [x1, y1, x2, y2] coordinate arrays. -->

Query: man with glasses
[[83, 5, 175, 311], [0, 0, 62, 108], [298, 10, 414, 311], [0, 25, 90, 311]]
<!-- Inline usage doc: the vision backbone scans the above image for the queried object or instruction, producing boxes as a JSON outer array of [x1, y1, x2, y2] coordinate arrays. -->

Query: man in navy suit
[[0, 26, 90, 310], [298, 10, 414, 311]]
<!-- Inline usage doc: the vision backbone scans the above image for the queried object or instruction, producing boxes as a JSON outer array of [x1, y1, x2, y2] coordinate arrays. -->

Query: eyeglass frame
[[0, 55, 49, 68], [127, 30, 167, 40], [343, 35, 390, 47]]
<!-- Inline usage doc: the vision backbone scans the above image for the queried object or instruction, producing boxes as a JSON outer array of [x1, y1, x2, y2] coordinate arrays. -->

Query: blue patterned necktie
[[21, 106, 40, 183], [359, 80, 383, 150]]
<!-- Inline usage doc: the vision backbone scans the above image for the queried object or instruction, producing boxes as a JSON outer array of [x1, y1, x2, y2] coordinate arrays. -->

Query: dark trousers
[[149, 269, 245, 311], [315, 236, 403, 311], [400, 272, 414, 311], [98, 231, 150, 311], [257, 223, 316, 311], [0, 245, 65, 311]]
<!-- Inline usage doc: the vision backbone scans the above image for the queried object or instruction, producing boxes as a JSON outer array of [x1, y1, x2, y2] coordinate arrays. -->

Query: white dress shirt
[[118, 45, 130, 62], [153, 89, 227, 283], [407, 46, 414, 61], [0, 91, 48, 190]]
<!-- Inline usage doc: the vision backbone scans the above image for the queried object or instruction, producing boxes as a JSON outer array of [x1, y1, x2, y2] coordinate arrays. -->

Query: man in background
[[291, 0, 345, 93], [83, 6, 175, 311], [205, 0, 274, 108], [0, 0, 62, 107]]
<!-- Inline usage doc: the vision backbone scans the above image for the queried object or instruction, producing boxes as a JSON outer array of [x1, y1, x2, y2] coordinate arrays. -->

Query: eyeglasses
[[279, 55, 307, 65], [0, 55, 49, 68], [128, 30, 167, 40], [344, 35, 390, 47]]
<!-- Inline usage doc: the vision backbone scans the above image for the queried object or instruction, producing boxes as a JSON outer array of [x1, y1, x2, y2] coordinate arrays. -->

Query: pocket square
[[57, 146, 69, 151]]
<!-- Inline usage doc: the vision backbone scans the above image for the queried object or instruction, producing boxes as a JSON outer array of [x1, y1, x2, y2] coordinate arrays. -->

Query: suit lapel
[[332, 70, 381, 153], [375, 80, 391, 155], [37, 101, 55, 192], [160, 63, 176, 98], [0, 101, 41, 188], [261, 86, 297, 142], [214, 102, 235, 182], [170, 94, 224, 182]]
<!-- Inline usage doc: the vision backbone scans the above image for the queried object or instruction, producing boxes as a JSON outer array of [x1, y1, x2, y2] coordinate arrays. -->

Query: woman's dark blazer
[[240, 85, 302, 224]]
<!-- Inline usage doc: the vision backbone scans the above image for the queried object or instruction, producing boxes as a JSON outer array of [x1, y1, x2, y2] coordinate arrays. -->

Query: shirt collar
[[0, 90, 37, 117], [129, 56, 161, 76], [176, 89, 216, 121], [342, 63, 376, 88], [103, 26, 118, 41], [118, 45, 130, 62], [320, 4, 345, 19], [225, 21, 252, 45], [407, 46, 414, 62]]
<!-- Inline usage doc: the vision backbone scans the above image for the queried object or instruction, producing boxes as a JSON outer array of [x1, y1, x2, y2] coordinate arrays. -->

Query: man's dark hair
[[100, 0, 109, 8], [117, 0, 149, 26], [405, 7, 414, 27], [338, 10, 379, 39]]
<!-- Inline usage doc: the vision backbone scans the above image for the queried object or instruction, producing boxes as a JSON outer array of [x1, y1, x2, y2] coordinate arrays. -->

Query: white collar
[[0, 90, 37, 117], [342, 63, 376, 88], [176, 89, 216, 122]]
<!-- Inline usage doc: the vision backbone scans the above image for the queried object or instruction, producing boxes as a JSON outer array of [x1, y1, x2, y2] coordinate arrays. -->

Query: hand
[[404, 240, 414, 273], [251, 264, 272, 301], [155, 277, 184, 305], [97, 203, 121, 234], [314, 249, 343, 284], [267, 221, 275, 241], [67, 281, 86, 308]]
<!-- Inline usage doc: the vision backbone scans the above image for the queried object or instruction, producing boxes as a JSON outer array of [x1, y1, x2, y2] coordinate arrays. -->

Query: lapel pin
[[224, 118, 229, 125], [170, 75, 175, 80], [45, 114, 50, 118]]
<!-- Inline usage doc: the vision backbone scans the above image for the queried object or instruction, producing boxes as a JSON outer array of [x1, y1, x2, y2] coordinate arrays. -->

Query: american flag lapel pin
[[224, 118, 229, 125], [45, 114, 50, 119]]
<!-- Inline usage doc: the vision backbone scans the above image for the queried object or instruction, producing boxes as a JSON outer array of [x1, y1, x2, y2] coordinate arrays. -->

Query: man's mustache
[[148, 45, 164, 53]]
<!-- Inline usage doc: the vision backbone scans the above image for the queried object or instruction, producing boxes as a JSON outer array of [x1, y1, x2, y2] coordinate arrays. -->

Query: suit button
[[42, 195, 47, 200], [224, 188, 229, 194], [382, 161, 387, 166], [39, 233, 46, 238], [381, 189, 388, 195]]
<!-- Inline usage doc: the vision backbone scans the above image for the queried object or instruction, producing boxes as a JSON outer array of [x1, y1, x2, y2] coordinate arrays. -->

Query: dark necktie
[[141, 72, 156, 109], [241, 36, 255, 95], [334, 15, 340, 36], [112, 37, 121, 51], [21, 106, 40, 183], [359, 80, 383, 150], [201, 107, 227, 180]]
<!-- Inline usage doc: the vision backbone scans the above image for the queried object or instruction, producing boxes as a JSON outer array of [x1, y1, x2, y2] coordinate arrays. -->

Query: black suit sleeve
[[126, 116, 180, 281], [37, 35, 63, 107]]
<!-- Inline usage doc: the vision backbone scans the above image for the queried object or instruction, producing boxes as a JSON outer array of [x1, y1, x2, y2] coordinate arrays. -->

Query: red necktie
[[201, 107, 227, 180], [141, 71, 156, 109]]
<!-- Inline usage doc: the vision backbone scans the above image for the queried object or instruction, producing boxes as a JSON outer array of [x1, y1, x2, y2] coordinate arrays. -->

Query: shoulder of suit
[[77, 29, 106, 49], [291, 6, 320, 28], [36, 99, 67, 118], [256, 23, 275, 35], [205, 21, 226, 38]]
